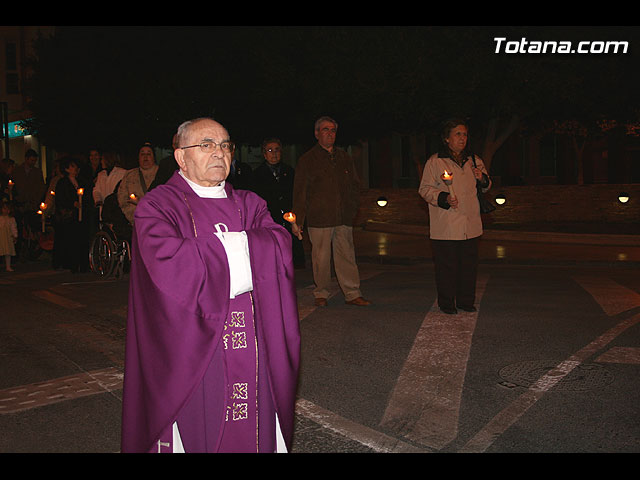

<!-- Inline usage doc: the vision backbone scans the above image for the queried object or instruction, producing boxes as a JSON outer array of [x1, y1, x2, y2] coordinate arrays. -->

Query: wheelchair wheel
[[89, 230, 117, 277], [112, 240, 131, 280]]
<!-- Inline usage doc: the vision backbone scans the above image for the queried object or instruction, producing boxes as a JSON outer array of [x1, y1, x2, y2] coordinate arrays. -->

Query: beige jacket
[[117, 165, 158, 224], [418, 153, 491, 240]]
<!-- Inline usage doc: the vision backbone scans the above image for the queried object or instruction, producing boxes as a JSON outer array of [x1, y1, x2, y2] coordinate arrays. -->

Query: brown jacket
[[12, 164, 46, 211], [292, 144, 360, 228]]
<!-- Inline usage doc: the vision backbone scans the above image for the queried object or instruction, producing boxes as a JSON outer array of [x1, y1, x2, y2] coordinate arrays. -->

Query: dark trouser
[[431, 237, 479, 310]]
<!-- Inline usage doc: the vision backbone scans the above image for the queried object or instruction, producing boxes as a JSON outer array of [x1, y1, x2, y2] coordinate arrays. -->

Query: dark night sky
[[25, 25, 640, 152]]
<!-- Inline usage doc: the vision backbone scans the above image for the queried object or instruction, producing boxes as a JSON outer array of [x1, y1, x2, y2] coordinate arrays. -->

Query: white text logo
[[494, 37, 629, 54]]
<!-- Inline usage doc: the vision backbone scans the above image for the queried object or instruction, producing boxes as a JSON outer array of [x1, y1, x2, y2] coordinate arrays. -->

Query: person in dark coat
[[251, 138, 304, 268], [148, 134, 179, 190], [227, 156, 253, 190], [54, 157, 91, 273]]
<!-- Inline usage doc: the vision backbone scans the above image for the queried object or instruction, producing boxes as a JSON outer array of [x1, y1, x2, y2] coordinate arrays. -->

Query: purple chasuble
[[121, 172, 300, 453]]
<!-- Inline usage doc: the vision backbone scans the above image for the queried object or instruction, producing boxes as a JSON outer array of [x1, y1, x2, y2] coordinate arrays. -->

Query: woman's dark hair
[[440, 118, 471, 159], [58, 156, 79, 176], [441, 118, 469, 143], [261, 138, 282, 152]]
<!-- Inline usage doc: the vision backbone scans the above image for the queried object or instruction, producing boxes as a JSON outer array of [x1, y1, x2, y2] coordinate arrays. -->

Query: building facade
[[1, 26, 55, 177]]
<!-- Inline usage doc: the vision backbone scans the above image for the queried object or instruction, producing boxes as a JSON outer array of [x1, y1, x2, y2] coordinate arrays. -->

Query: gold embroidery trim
[[183, 188, 260, 450], [250, 291, 259, 453], [182, 192, 198, 238]]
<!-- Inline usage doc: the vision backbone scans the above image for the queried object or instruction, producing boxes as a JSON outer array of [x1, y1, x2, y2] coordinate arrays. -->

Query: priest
[[121, 118, 300, 453]]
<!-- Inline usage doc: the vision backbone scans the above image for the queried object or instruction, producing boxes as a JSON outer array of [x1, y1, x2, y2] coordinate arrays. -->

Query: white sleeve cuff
[[214, 224, 253, 299]]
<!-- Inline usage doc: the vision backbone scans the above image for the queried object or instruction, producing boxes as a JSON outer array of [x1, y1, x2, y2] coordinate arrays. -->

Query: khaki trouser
[[308, 225, 362, 302]]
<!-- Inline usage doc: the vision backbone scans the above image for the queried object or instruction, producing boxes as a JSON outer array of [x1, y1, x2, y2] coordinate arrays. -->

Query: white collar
[[179, 171, 227, 198]]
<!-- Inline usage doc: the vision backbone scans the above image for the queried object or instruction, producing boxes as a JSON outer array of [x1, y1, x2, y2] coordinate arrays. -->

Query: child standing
[[0, 201, 18, 271]]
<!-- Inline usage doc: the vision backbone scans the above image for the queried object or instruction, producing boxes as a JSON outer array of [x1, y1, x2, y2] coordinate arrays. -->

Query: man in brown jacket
[[291, 116, 370, 307]]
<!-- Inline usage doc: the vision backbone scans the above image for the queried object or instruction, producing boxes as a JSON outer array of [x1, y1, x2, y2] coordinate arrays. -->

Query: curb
[[362, 221, 640, 247]]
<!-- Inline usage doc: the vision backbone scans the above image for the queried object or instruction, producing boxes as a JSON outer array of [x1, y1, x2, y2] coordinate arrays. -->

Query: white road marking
[[32, 290, 85, 309], [379, 274, 489, 449], [596, 346, 640, 364], [459, 276, 640, 453], [572, 275, 640, 317], [0, 367, 123, 414], [295, 398, 425, 453]]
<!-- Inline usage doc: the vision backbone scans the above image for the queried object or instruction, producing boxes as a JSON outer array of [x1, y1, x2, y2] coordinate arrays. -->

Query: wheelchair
[[89, 221, 131, 279]]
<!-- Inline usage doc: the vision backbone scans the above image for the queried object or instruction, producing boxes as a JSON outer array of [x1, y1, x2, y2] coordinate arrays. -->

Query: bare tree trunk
[[410, 133, 426, 180], [480, 115, 520, 172], [572, 136, 586, 185]]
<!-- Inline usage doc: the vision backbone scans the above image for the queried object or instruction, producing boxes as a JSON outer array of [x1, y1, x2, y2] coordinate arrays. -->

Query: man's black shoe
[[458, 305, 477, 312], [440, 306, 458, 315]]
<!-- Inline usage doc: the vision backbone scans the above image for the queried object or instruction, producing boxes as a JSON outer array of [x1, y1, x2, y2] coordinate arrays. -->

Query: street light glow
[[618, 193, 629, 204]]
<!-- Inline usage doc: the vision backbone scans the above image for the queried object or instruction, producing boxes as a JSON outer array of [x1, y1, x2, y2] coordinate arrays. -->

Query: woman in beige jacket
[[418, 119, 491, 314], [117, 143, 159, 225]]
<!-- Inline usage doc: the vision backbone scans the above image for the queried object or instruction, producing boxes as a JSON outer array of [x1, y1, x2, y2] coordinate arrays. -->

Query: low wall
[[355, 184, 640, 229]]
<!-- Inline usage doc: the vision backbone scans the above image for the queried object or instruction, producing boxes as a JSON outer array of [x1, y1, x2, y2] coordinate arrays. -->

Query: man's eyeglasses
[[180, 141, 235, 153]]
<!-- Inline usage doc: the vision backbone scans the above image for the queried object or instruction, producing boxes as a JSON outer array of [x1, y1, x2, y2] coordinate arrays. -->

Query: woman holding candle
[[117, 143, 158, 225], [418, 118, 491, 314], [54, 157, 91, 273]]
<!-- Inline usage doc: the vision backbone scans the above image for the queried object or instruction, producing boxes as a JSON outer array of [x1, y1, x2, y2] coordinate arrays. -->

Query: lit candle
[[40, 202, 47, 232], [441, 170, 456, 207], [129, 193, 138, 204], [8, 179, 13, 200], [283, 212, 302, 240], [77, 188, 84, 221]]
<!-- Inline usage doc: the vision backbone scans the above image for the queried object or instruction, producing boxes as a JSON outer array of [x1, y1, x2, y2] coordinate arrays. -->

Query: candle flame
[[40, 202, 46, 210], [37, 210, 43, 215], [77, 188, 84, 195], [8, 180, 13, 185], [130, 193, 137, 200], [283, 212, 296, 223]]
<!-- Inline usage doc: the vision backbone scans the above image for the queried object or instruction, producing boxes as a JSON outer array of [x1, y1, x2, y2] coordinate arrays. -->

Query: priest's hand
[[291, 223, 303, 240]]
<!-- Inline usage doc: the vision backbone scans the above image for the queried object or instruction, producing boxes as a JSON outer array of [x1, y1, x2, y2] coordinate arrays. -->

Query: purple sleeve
[[122, 196, 232, 453]]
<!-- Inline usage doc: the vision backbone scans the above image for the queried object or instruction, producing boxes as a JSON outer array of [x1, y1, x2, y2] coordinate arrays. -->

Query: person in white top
[[92, 151, 126, 219]]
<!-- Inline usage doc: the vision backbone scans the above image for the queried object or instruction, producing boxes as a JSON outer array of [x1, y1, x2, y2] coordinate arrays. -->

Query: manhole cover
[[498, 360, 614, 391]]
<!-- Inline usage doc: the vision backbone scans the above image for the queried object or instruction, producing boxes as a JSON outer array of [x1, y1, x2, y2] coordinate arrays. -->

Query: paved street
[[1, 228, 639, 453]]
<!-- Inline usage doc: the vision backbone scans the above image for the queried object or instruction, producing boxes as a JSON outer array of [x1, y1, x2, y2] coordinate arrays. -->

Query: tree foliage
[[25, 26, 640, 156]]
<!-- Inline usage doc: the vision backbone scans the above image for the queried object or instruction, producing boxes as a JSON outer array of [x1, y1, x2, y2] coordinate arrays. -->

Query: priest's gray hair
[[175, 117, 225, 148]]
